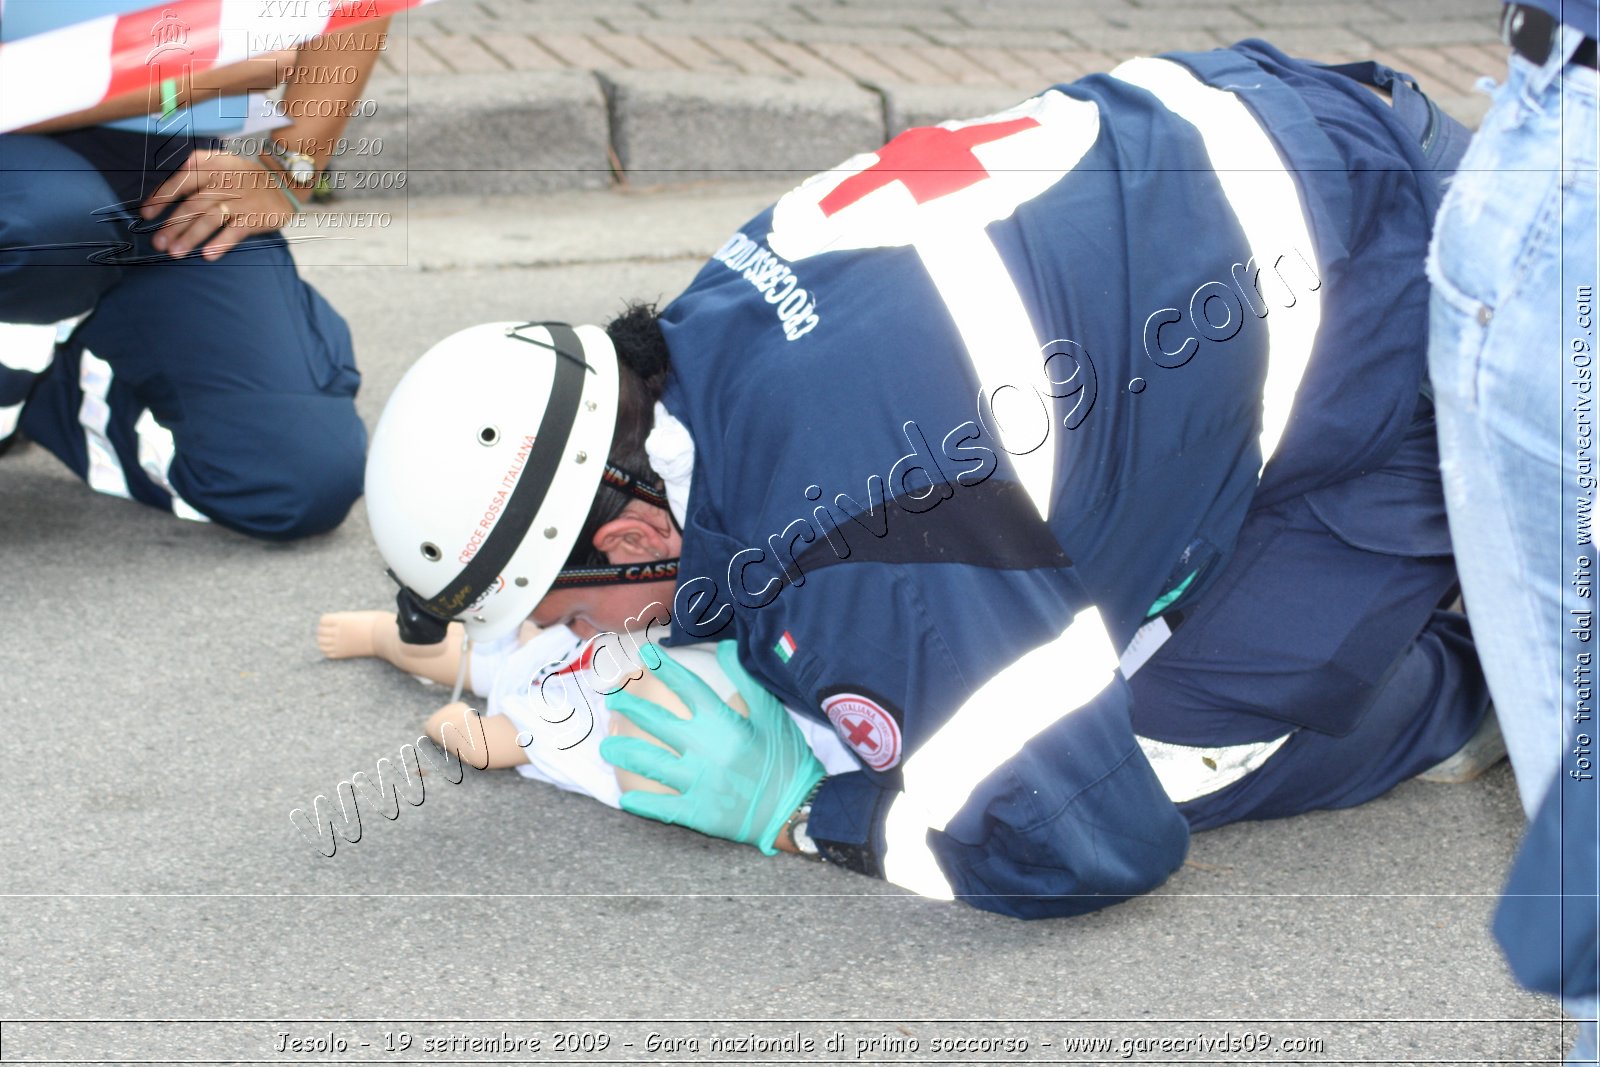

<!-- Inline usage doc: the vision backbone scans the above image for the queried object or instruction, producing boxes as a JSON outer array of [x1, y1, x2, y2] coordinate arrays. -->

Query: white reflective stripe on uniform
[[1135, 732, 1292, 804], [0, 321, 60, 373], [881, 793, 956, 899], [0, 401, 21, 439], [134, 408, 210, 522], [880, 606, 1120, 900], [55, 314, 87, 345], [915, 230, 1054, 520], [1118, 615, 1171, 679], [77, 348, 129, 498], [172, 494, 208, 522], [1109, 57, 1323, 471], [1120, 615, 1293, 801]]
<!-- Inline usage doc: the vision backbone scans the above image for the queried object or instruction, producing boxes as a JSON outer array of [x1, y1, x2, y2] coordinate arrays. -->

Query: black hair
[[562, 301, 673, 569]]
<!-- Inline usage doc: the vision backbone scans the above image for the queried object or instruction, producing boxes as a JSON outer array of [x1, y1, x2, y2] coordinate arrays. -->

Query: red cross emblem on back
[[819, 116, 1043, 217]]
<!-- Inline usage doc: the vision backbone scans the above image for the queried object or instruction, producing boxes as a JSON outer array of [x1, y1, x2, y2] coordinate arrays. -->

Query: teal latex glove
[[600, 641, 825, 855]]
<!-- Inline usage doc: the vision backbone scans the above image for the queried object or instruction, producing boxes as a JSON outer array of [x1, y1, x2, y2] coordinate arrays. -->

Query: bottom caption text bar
[[0, 1018, 1573, 1063]]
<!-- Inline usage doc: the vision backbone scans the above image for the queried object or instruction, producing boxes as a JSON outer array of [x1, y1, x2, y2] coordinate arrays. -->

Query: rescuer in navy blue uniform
[[370, 41, 1492, 919]]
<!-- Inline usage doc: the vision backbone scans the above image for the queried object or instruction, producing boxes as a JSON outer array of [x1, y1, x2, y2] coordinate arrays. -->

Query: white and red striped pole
[[0, 0, 443, 133]]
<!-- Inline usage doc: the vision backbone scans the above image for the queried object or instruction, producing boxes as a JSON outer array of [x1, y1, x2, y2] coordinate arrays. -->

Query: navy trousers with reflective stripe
[[1128, 384, 1492, 828], [1128, 494, 1489, 831], [0, 131, 365, 540]]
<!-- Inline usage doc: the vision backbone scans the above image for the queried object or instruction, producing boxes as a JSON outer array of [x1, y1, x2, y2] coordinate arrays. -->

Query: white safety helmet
[[366, 322, 619, 644]]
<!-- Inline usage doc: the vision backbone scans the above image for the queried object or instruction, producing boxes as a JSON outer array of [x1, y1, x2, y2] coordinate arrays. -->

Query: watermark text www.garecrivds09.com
[[19, 1017, 1571, 1063]]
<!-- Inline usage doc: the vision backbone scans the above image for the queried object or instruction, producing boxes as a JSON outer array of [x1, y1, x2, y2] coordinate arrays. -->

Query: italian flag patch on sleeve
[[774, 631, 797, 663]]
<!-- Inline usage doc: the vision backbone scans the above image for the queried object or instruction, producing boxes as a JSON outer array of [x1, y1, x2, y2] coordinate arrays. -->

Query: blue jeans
[[1426, 24, 1599, 1063]]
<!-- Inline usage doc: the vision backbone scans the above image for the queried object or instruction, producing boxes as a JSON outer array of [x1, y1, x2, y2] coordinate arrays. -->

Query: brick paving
[[379, 0, 1505, 123]]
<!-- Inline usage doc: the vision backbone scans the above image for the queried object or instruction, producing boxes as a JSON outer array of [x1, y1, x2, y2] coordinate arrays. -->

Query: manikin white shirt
[[469, 624, 858, 808]]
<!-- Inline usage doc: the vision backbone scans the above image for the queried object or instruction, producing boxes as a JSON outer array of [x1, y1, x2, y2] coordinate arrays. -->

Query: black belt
[[1503, 3, 1599, 69]]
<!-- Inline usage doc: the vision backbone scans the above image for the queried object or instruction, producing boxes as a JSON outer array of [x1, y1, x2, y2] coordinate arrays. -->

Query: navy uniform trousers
[[0, 129, 364, 540], [1131, 393, 1492, 830], [1132, 64, 1490, 829]]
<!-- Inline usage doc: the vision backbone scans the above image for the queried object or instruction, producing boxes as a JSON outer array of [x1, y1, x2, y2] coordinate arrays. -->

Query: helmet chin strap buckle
[[393, 576, 473, 702], [391, 575, 455, 646], [389, 575, 474, 703]]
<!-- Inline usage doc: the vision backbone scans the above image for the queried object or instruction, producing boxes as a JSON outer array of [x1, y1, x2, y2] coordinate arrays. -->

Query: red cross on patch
[[843, 718, 879, 751], [819, 116, 1042, 217], [822, 691, 903, 771]]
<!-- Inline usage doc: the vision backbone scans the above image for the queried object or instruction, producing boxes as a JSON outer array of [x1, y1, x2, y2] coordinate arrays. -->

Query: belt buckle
[[1502, 2, 1553, 66]]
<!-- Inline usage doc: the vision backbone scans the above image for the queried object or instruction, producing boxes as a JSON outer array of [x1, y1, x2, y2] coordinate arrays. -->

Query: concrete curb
[[351, 70, 614, 197], [873, 81, 1042, 135], [601, 68, 883, 185]]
